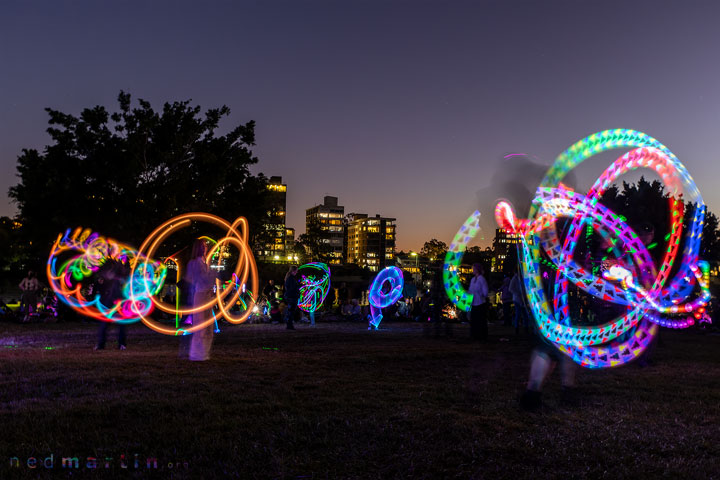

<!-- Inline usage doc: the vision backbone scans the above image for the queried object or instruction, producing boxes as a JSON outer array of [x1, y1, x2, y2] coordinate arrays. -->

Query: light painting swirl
[[491, 129, 710, 368]]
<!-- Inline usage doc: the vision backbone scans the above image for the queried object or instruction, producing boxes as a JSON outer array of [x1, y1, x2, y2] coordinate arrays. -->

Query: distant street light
[[410, 251, 418, 270]]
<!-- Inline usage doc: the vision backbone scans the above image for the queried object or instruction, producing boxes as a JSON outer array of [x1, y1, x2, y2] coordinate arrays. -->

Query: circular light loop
[[368, 266, 404, 329], [446, 129, 711, 368]]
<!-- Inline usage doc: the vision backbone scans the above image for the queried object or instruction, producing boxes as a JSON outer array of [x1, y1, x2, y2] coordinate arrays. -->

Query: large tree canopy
[[9, 91, 270, 263], [600, 177, 720, 264]]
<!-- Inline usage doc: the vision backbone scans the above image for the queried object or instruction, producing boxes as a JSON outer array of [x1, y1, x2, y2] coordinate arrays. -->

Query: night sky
[[2, 0, 719, 251]]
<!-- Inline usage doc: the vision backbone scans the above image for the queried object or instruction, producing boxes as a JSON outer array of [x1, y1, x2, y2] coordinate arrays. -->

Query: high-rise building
[[305, 196, 345, 264], [285, 227, 295, 253], [492, 227, 522, 272], [346, 214, 396, 271], [257, 176, 288, 262]]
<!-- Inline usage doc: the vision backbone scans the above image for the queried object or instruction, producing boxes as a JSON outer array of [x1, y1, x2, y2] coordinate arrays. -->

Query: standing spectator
[[94, 260, 127, 350], [19, 271, 40, 322], [468, 263, 489, 341], [500, 276, 513, 326], [283, 266, 299, 330], [509, 271, 528, 335], [186, 239, 217, 361]]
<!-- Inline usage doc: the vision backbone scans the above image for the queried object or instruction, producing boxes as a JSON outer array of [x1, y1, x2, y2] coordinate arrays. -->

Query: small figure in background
[[283, 266, 299, 330], [500, 276, 513, 326], [263, 279, 277, 301], [19, 271, 40, 322], [468, 263, 489, 341]]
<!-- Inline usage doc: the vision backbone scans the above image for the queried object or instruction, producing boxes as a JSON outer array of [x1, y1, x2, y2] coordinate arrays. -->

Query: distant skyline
[[2, 0, 720, 251]]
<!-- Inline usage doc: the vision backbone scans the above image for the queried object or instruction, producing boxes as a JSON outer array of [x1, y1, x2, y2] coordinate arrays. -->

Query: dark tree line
[[600, 177, 720, 265], [6, 92, 273, 269]]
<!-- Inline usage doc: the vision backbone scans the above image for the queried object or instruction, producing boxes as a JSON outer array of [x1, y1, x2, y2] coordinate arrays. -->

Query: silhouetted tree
[[0, 217, 22, 273], [598, 176, 720, 268], [297, 222, 333, 263], [420, 238, 448, 260], [9, 91, 270, 264]]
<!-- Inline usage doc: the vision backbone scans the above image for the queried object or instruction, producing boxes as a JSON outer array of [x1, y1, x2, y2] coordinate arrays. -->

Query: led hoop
[[132, 212, 259, 335], [47, 228, 167, 324], [488, 130, 709, 368], [298, 263, 331, 313], [368, 266, 404, 329], [443, 211, 482, 312]]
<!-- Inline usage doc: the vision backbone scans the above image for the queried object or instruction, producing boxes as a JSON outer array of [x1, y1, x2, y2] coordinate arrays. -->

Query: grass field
[[1, 320, 718, 479]]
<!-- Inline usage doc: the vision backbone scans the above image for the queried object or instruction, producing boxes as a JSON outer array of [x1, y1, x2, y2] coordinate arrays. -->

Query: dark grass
[[1, 320, 719, 479]]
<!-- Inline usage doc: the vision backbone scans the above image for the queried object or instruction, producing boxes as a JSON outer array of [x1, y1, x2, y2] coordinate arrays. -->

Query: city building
[[346, 214, 396, 271], [305, 196, 345, 264], [492, 227, 522, 273], [285, 227, 295, 253], [395, 251, 426, 284], [257, 176, 288, 262]]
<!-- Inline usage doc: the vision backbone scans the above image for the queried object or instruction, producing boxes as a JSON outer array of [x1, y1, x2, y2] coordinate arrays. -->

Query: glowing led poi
[[298, 262, 331, 313], [368, 266, 404, 329], [443, 211, 482, 312], [132, 213, 259, 335], [47, 228, 167, 323], [48, 213, 259, 336], [482, 129, 710, 368]]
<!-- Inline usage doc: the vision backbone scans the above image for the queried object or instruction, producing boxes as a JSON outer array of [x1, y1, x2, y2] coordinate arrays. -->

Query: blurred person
[[94, 260, 127, 350], [515, 258, 578, 410], [519, 339, 579, 411], [263, 279, 277, 300], [396, 298, 410, 319], [509, 271, 529, 335], [283, 265, 299, 330], [500, 276, 513, 326], [186, 239, 218, 361]]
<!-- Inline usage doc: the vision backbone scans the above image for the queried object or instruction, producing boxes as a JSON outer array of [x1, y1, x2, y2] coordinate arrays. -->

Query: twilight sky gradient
[[2, 0, 720, 251]]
